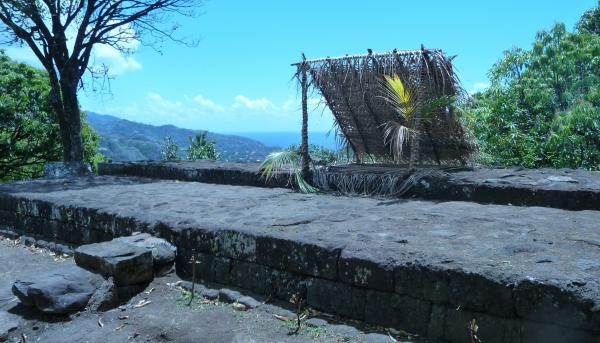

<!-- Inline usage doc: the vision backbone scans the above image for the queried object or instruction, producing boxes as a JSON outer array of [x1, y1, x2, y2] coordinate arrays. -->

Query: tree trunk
[[60, 78, 84, 161], [48, 72, 84, 162], [408, 119, 421, 172], [300, 68, 310, 177]]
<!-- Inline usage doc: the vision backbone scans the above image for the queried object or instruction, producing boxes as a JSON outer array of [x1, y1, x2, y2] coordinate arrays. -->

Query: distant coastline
[[224, 131, 339, 150]]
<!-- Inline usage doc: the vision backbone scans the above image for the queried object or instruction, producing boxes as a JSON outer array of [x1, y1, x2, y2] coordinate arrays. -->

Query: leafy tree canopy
[[0, 0, 204, 163], [0, 50, 103, 181], [465, 11, 600, 170]]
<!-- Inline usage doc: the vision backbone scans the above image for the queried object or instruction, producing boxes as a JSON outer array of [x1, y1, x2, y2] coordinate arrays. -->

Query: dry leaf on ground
[[132, 299, 152, 308]]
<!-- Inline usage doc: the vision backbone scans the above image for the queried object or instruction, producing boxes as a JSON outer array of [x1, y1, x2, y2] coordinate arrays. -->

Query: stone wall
[[99, 161, 600, 211], [1, 192, 599, 343]]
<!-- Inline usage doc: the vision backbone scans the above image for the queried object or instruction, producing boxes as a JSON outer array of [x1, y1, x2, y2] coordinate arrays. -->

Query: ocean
[[226, 131, 339, 150]]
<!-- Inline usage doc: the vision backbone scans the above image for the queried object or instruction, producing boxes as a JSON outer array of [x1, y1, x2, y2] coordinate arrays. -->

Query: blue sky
[[4, 0, 597, 134]]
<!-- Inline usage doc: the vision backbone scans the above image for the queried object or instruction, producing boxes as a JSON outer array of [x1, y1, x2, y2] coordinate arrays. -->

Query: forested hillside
[[86, 112, 280, 162]]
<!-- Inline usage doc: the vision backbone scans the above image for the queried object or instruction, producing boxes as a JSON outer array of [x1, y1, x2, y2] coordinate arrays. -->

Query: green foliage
[[577, 1, 600, 35], [160, 136, 182, 160], [187, 131, 220, 160], [286, 143, 336, 164], [381, 73, 459, 169], [81, 111, 106, 173], [465, 18, 600, 170], [259, 150, 321, 194], [0, 51, 103, 181]]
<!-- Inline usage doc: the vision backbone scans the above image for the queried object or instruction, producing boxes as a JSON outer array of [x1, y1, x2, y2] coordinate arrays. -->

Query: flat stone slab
[[2, 172, 600, 341], [12, 265, 94, 314], [74, 241, 152, 286], [97, 160, 600, 210]]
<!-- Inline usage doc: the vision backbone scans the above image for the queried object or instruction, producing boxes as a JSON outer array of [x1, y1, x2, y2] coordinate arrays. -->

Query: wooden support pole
[[300, 54, 310, 177]]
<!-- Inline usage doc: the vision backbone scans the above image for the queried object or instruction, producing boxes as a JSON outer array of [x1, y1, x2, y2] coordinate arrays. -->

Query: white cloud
[[192, 95, 225, 112], [92, 93, 334, 133], [90, 43, 142, 75], [233, 95, 275, 111]]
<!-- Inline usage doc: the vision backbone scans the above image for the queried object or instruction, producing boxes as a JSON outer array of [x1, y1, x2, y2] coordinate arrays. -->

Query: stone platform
[[98, 160, 600, 211], [0, 171, 599, 342]]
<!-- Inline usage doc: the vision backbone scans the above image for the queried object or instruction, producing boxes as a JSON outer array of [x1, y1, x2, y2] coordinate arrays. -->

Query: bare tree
[[0, 0, 204, 162]]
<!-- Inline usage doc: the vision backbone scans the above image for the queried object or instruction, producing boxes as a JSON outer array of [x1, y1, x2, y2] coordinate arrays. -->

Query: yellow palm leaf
[[383, 73, 416, 121]]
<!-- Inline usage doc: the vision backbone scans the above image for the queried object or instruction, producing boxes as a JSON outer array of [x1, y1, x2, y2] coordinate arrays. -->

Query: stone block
[[306, 278, 366, 320], [237, 296, 261, 308], [395, 262, 451, 304], [521, 319, 599, 343], [0, 209, 17, 227], [176, 225, 219, 252], [230, 260, 266, 295], [215, 229, 258, 262], [514, 276, 599, 331], [365, 290, 432, 336], [448, 269, 516, 317], [0, 194, 19, 212], [256, 235, 343, 280], [339, 245, 397, 292], [116, 233, 176, 266], [202, 288, 219, 300], [211, 256, 230, 284], [74, 240, 152, 286], [395, 262, 516, 318], [87, 277, 119, 312], [428, 304, 521, 343], [18, 215, 44, 236], [265, 269, 306, 301], [176, 249, 214, 282], [12, 266, 94, 314], [88, 228, 114, 244], [42, 161, 91, 178], [219, 288, 241, 303]]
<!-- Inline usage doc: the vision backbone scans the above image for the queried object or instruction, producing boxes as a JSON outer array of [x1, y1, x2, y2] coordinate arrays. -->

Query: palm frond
[[259, 150, 322, 194], [423, 95, 456, 119], [259, 150, 301, 181], [294, 170, 322, 194], [383, 121, 414, 161], [382, 73, 416, 121]]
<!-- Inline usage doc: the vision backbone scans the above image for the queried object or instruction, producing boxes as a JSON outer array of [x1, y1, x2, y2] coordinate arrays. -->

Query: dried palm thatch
[[312, 164, 468, 197], [292, 46, 478, 165]]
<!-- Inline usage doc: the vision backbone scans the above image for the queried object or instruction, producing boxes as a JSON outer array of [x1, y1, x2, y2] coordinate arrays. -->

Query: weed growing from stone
[[469, 319, 481, 343], [187, 249, 200, 306], [289, 293, 302, 334], [175, 290, 211, 310]]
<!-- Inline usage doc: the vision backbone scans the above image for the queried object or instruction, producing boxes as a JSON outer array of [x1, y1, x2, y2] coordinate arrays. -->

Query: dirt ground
[[0, 235, 413, 343]]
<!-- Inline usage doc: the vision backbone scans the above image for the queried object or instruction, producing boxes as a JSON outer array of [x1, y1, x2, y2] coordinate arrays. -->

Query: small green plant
[[380, 72, 458, 171], [289, 293, 302, 334], [259, 150, 321, 194], [187, 131, 220, 160], [469, 319, 481, 343], [160, 136, 181, 160], [211, 242, 219, 256], [188, 250, 200, 306]]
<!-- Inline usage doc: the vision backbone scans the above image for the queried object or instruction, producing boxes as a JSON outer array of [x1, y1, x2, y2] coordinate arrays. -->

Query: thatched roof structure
[[293, 47, 477, 165]]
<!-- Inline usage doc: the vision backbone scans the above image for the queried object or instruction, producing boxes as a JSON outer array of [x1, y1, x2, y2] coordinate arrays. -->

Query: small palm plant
[[187, 131, 220, 160], [381, 73, 457, 171], [259, 150, 321, 193]]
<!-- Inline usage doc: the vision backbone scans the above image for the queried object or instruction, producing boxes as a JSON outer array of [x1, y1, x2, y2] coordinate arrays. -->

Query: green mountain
[[85, 112, 281, 162]]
